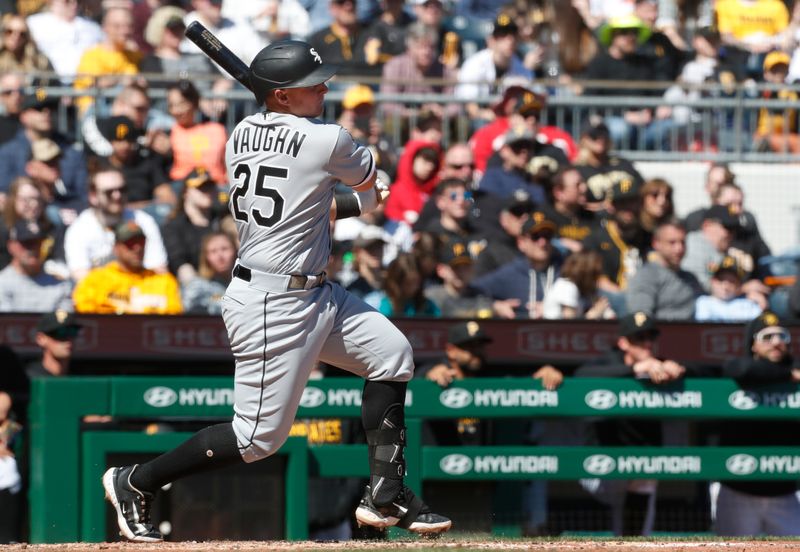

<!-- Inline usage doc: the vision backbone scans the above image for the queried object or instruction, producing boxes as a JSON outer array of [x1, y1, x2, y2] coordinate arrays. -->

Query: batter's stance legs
[[355, 380, 452, 534], [102, 423, 244, 542]]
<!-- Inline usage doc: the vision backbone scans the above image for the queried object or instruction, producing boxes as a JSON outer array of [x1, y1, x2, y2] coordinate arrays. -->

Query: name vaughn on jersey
[[231, 123, 307, 158]]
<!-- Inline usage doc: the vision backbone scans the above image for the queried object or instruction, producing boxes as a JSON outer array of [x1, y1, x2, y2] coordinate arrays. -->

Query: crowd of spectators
[[0, 0, 799, 540], [0, 0, 793, 323]]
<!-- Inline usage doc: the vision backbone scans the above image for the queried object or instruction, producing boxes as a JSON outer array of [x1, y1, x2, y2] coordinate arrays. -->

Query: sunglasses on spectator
[[755, 327, 791, 345], [0, 87, 22, 96], [647, 190, 671, 199], [47, 326, 81, 341], [529, 231, 553, 242], [448, 163, 475, 171], [448, 190, 473, 201], [99, 186, 128, 197]]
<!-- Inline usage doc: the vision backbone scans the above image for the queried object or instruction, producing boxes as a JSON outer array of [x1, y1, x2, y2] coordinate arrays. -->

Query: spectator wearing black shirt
[[633, 0, 689, 82], [308, 0, 373, 78], [473, 191, 534, 277], [360, 0, 413, 71], [714, 311, 800, 536], [575, 312, 685, 535], [584, 178, 649, 315], [541, 166, 596, 254], [416, 178, 486, 260], [161, 168, 230, 284], [94, 116, 174, 212], [583, 15, 666, 149], [574, 121, 644, 211]]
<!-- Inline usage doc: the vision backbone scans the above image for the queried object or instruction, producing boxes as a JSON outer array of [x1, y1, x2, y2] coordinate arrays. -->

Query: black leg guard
[[131, 422, 245, 493], [362, 380, 407, 506]]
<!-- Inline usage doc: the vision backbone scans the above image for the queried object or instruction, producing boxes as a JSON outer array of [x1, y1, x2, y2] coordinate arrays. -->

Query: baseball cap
[[448, 320, 493, 347], [512, 90, 546, 117], [22, 88, 58, 111], [114, 220, 145, 243], [439, 239, 472, 267], [184, 167, 213, 188], [98, 116, 141, 143], [606, 178, 640, 204], [8, 220, 47, 242], [352, 225, 387, 249], [342, 84, 374, 110], [598, 15, 651, 47], [712, 255, 744, 279], [581, 120, 611, 141], [520, 211, 556, 236], [31, 138, 61, 163], [505, 190, 536, 217], [35, 309, 82, 338], [764, 51, 791, 72], [745, 310, 786, 348], [144, 6, 186, 47], [618, 311, 660, 338], [704, 204, 740, 229], [492, 13, 518, 37]]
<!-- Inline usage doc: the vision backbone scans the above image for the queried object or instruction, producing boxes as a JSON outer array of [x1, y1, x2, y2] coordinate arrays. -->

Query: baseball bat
[[184, 21, 253, 92]]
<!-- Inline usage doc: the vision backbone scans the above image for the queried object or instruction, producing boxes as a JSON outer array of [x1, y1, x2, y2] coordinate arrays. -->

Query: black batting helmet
[[249, 40, 337, 104]]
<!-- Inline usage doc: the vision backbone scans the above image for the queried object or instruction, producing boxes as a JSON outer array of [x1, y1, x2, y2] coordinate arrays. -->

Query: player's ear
[[274, 88, 290, 107]]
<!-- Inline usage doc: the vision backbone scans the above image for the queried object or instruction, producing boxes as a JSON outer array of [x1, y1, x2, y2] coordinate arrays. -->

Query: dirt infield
[[4, 540, 800, 552]]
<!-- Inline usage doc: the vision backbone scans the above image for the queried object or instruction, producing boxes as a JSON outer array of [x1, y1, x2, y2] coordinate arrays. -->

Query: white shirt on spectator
[[180, 11, 264, 69], [455, 49, 532, 101], [542, 278, 586, 319], [221, 0, 311, 39], [26, 12, 103, 82], [64, 208, 168, 279]]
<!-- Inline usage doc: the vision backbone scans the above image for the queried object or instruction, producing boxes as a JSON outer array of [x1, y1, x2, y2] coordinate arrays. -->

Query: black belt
[[233, 265, 327, 291]]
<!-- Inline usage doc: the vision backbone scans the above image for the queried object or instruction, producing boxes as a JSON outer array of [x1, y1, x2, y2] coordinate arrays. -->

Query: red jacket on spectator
[[470, 118, 578, 174], [384, 140, 441, 225]]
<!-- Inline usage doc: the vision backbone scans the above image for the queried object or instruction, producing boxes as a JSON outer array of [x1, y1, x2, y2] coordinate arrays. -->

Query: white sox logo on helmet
[[309, 48, 321, 64]]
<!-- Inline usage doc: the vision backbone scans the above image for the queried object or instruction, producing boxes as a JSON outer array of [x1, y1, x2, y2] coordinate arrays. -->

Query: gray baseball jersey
[[221, 111, 414, 463], [225, 112, 374, 274]]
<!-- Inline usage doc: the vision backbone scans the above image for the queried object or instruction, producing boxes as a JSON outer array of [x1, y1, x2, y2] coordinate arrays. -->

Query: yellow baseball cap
[[764, 51, 791, 71], [342, 85, 374, 110]]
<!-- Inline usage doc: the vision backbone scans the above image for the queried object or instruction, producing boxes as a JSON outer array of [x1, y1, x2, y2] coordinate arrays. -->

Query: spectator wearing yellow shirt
[[73, 221, 182, 314], [715, 0, 789, 74], [754, 51, 799, 153], [73, 8, 142, 114]]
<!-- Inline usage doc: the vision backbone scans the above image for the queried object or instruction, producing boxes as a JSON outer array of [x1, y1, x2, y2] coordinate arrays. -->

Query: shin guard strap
[[366, 427, 406, 446], [396, 492, 424, 529]]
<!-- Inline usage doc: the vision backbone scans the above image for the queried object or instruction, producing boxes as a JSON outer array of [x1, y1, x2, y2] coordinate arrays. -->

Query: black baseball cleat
[[355, 485, 452, 534], [102, 465, 163, 542]]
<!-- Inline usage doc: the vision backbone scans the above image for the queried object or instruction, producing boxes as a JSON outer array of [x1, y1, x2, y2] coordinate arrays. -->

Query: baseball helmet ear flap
[[249, 40, 338, 104]]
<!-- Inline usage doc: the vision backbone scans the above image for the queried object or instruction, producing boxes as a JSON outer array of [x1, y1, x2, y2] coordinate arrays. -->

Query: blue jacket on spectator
[[478, 166, 547, 205], [0, 130, 88, 211], [472, 256, 561, 318]]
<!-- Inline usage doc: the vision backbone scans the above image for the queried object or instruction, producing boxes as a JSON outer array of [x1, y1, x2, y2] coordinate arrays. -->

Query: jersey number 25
[[231, 163, 287, 227]]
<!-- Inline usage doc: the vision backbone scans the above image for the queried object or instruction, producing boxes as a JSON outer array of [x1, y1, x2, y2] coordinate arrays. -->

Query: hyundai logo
[[440, 388, 473, 409], [585, 390, 618, 410], [583, 454, 616, 475], [440, 454, 473, 475], [299, 387, 326, 408], [144, 386, 177, 408], [728, 390, 759, 411], [726, 454, 758, 476]]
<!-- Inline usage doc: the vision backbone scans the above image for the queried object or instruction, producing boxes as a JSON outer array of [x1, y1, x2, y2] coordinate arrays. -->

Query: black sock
[[362, 380, 407, 505], [621, 491, 650, 536], [131, 423, 245, 493]]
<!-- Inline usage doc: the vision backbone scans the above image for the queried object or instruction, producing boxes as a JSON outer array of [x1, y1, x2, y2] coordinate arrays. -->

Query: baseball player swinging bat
[[184, 21, 389, 212]]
